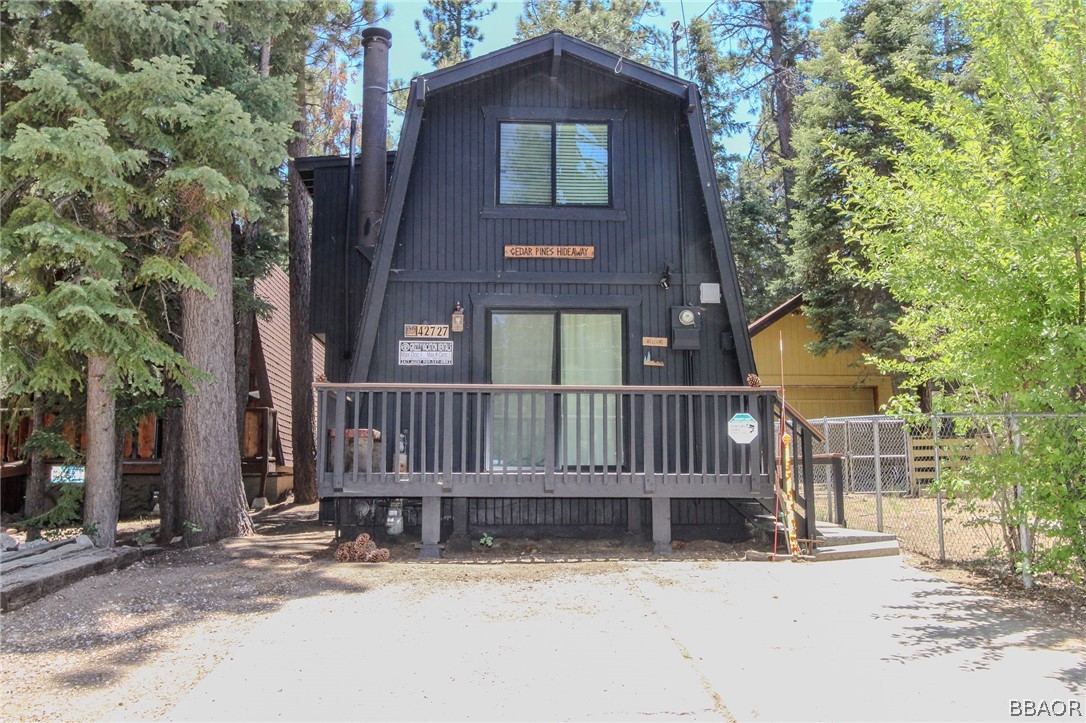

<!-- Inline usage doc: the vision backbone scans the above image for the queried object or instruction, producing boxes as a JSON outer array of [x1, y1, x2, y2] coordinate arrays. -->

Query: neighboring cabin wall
[[751, 310, 895, 419], [362, 55, 744, 386]]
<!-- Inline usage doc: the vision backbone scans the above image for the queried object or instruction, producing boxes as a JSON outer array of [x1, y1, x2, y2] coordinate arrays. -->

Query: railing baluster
[[443, 391, 453, 486], [316, 389, 327, 493], [332, 390, 346, 493], [517, 391, 525, 485], [393, 391, 402, 477], [644, 393, 655, 493]]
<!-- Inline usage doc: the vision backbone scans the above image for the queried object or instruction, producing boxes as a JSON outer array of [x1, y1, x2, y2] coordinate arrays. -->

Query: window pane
[[555, 123, 609, 206], [499, 123, 552, 205], [560, 313, 622, 467], [490, 313, 554, 468]]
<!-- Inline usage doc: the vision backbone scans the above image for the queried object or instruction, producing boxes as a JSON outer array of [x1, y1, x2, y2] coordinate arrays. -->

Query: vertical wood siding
[[357, 55, 742, 386]]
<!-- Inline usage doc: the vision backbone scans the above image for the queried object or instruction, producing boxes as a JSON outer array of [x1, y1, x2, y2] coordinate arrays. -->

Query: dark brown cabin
[[298, 31, 822, 556]]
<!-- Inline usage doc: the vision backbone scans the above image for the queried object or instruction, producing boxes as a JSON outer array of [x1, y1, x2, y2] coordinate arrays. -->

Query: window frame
[[482, 106, 627, 221]]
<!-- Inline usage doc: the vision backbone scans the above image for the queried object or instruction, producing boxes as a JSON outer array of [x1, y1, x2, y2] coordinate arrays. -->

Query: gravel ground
[[1, 503, 1082, 722]]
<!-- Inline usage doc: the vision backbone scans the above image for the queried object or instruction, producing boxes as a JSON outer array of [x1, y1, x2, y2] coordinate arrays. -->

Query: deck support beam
[[651, 496, 671, 554], [445, 497, 471, 552], [625, 497, 643, 545], [420, 496, 442, 559]]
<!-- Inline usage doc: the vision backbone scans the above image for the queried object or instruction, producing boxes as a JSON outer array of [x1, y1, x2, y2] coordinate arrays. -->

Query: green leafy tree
[[835, 0, 1086, 578], [515, 0, 669, 69], [415, 0, 496, 68]]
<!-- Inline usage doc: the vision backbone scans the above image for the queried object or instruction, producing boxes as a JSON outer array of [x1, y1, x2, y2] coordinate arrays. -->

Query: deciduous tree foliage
[[835, 0, 1086, 578]]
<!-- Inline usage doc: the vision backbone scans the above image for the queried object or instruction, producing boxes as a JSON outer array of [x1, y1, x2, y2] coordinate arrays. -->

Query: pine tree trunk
[[182, 217, 254, 544], [289, 59, 318, 505], [767, 2, 796, 229], [158, 377, 184, 545], [83, 354, 119, 547], [24, 395, 47, 542]]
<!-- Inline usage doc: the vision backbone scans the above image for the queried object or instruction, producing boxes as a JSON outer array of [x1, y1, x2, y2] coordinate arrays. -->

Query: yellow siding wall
[[750, 310, 896, 420]]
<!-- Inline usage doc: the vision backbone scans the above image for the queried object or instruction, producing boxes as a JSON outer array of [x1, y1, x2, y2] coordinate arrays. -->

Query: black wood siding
[[363, 55, 742, 385]]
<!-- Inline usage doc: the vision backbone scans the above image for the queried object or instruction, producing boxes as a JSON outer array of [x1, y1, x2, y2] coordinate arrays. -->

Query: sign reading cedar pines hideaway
[[504, 245, 595, 259], [398, 340, 454, 365]]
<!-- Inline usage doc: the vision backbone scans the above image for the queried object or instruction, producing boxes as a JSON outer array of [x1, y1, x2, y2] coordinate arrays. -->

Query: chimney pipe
[[359, 27, 392, 253]]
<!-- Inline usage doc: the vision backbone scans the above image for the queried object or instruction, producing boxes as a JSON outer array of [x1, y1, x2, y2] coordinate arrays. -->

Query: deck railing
[[316, 383, 780, 500]]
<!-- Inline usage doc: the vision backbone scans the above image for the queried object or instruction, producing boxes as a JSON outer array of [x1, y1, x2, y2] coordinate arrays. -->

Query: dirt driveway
[[2, 504, 1083, 722]]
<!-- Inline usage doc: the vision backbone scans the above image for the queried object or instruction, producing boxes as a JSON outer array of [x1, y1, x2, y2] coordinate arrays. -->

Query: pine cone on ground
[[368, 548, 390, 563], [352, 538, 377, 560], [334, 543, 353, 562]]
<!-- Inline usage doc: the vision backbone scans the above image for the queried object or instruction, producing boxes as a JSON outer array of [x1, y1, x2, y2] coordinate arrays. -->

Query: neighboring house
[[748, 294, 896, 420], [0, 264, 322, 516], [298, 30, 822, 555]]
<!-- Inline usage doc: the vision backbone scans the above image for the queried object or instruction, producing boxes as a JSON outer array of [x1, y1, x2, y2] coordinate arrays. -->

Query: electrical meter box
[[670, 306, 703, 350]]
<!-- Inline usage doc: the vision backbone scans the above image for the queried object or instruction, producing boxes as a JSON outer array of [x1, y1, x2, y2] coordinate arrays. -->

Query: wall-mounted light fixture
[[659, 263, 672, 290], [451, 301, 465, 332]]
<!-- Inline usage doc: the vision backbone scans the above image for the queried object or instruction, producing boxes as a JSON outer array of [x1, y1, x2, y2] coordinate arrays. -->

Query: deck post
[[651, 496, 671, 554], [624, 498, 643, 545], [445, 497, 471, 552], [419, 496, 442, 559]]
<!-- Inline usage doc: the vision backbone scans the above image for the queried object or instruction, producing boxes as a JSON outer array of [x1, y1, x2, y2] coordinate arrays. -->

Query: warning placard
[[727, 412, 759, 444], [398, 340, 454, 366]]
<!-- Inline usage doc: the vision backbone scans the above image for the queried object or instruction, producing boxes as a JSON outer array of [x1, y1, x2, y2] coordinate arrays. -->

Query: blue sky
[[363, 1, 843, 154]]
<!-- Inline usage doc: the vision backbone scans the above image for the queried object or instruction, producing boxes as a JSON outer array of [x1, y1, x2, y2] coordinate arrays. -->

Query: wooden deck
[[316, 384, 822, 557]]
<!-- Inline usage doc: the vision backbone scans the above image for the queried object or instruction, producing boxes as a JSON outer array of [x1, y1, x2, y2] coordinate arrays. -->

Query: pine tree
[[2, 1, 294, 545], [707, 0, 812, 229], [789, 0, 966, 360], [514, 0, 669, 69], [416, 0, 496, 68]]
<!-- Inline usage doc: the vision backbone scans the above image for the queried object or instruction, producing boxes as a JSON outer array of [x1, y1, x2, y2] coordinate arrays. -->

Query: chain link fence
[[809, 414, 1085, 572]]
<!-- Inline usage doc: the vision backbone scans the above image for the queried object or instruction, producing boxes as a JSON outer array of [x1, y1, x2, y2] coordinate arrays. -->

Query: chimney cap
[[361, 27, 392, 43]]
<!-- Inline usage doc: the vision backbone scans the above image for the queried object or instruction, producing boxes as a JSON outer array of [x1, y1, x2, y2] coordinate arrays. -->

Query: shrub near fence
[[810, 414, 1086, 580]]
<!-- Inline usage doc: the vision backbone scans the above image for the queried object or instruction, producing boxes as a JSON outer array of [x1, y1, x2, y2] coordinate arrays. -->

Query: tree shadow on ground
[[1, 504, 376, 691], [876, 573, 1085, 693]]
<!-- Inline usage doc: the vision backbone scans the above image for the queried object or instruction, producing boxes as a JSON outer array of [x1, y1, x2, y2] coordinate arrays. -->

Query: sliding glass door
[[489, 311, 622, 470]]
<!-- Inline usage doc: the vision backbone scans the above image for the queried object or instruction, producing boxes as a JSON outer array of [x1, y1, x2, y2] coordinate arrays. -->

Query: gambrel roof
[[350, 31, 755, 380]]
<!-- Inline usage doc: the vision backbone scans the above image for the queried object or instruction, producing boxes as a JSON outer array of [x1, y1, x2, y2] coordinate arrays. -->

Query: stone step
[[813, 539, 900, 561]]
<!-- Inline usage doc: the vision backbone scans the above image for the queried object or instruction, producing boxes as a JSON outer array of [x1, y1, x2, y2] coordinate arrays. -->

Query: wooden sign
[[404, 324, 449, 338], [642, 337, 668, 347], [504, 245, 595, 259]]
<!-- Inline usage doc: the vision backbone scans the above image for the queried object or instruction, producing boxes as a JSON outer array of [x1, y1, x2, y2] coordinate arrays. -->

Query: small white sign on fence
[[728, 412, 758, 444]]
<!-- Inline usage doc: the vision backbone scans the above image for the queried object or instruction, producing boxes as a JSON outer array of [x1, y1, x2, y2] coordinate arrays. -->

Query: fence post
[[1011, 413, 1032, 589], [873, 418, 884, 533], [933, 414, 945, 562], [822, 419, 832, 520]]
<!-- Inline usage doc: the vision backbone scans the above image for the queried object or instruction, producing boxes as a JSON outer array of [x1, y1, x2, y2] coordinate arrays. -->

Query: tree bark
[[24, 395, 47, 542], [182, 217, 254, 544], [289, 58, 318, 505], [766, 1, 796, 230], [158, 377, 184, 545], [83, 354, 119, 547]]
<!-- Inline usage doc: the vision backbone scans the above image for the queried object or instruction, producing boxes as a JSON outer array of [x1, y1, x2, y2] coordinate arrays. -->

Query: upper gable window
[[499, 121, 610, 207]]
